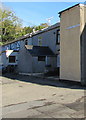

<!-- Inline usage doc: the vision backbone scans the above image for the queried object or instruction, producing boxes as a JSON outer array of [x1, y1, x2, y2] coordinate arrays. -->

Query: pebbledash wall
[[59, 4, 86, 84]]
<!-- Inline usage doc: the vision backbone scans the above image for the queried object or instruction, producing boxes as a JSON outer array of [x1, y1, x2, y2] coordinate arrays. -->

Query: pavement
[[0, 73, 86, 119], [19, 72, 60, 80]]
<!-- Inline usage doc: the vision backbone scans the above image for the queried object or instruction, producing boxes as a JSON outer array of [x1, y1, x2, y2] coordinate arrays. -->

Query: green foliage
[[35, 23, 49, 31], [21, 23, 49, 35], [0, 42, 3, 45], [0, 6, 22, 43], [21, 26, 33, 35]]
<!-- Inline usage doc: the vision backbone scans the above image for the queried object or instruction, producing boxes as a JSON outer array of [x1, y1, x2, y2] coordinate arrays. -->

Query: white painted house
[[1, 22, 60, 74]]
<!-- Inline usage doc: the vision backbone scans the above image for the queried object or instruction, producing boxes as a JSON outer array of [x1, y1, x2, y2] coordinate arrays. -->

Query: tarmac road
[[1, 73, 86, 119]]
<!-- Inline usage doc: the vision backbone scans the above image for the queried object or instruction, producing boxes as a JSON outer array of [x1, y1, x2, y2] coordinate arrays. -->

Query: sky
[[3, 2, 84, 27]]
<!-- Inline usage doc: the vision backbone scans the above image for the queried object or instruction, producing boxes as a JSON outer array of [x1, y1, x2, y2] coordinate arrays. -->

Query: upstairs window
[[38, 36, 42, 46], [9, 56, 16, 63], [56, 30, 60, 45]]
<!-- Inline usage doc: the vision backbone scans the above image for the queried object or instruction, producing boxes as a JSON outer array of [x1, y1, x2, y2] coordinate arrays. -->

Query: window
[[9, 56, 16, 63], [38, 36, 42, 46], [38, 56, 45, 61], [56, 30, 60, 45]]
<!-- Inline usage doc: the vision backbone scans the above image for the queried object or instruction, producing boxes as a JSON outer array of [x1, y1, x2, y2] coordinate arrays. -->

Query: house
[[1, 22, 60, 74], [18, 23, 60, 74], [59, 4, 86, 85]]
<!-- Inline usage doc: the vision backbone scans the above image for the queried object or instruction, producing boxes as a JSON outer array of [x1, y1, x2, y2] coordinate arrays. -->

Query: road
[[0, 73, 86, 119]]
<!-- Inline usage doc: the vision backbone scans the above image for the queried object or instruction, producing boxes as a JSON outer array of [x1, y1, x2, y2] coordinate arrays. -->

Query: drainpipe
[[46, 56, 48, 65], [31, 56, 33, 76]]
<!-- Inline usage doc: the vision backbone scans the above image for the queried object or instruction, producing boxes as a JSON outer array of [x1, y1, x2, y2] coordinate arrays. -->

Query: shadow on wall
[[2, 73, 86, 90], [81, 23, 86, 85]]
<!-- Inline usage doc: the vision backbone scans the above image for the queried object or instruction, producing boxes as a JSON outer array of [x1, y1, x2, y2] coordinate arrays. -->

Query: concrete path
[[2, 96, 85, 118], [1, 73, 86, 119]]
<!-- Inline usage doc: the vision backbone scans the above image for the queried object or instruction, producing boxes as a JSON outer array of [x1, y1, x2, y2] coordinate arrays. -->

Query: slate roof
[[25, 45, 55, 56]]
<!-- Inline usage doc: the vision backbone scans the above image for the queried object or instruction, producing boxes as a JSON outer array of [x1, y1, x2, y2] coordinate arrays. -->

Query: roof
[[25, 45, 55, 56], [2, 22, 60, 47], [58, 3, 83, 15]]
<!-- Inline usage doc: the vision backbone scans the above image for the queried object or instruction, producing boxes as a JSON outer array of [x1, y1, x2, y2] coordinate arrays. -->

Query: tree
[[19, 23, 49, 35], [35, 23, 49, 31], [40, 23, 49, 28], [21, 26, 33, 35], [0, 4, 22, 43]]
